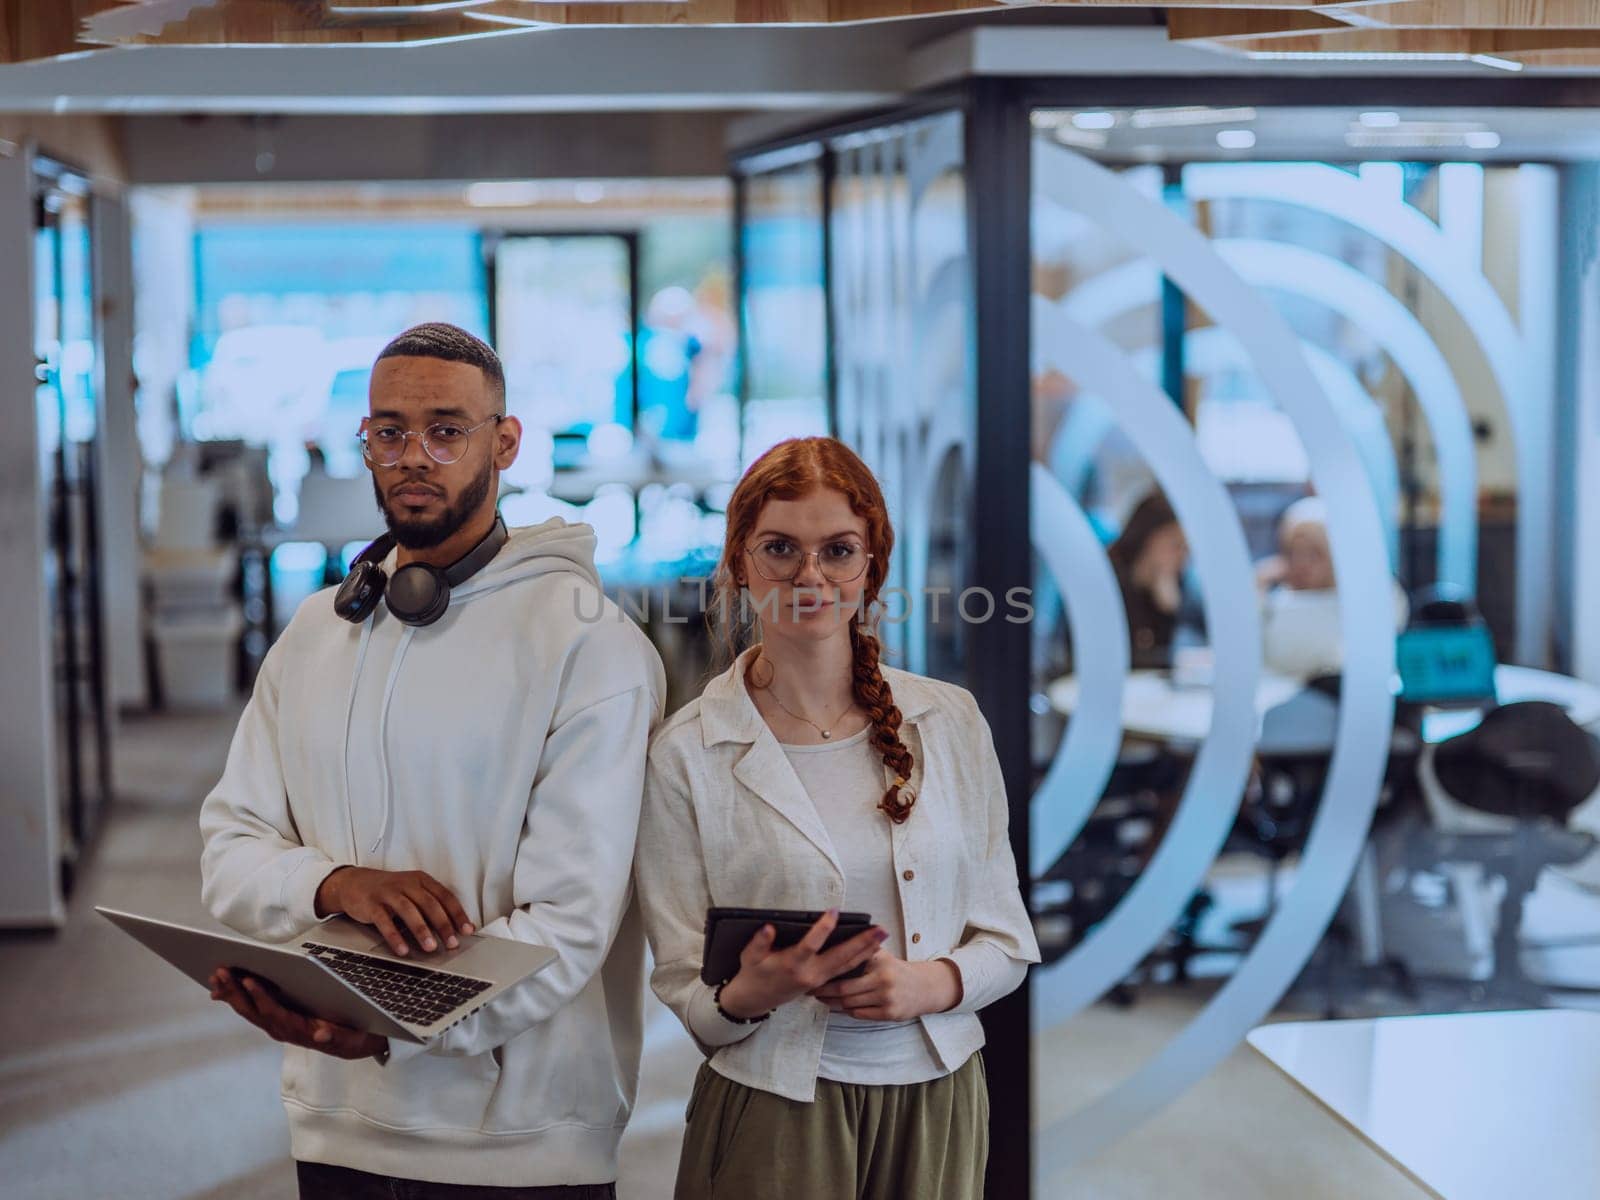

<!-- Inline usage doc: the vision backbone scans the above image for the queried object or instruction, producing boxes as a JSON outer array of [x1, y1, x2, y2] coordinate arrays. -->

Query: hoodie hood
[[461, 516, 603, 596], [383, 515, 602, 600]]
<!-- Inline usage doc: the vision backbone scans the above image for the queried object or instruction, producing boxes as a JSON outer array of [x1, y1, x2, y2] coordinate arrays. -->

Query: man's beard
[[372, 458, 494, 551]]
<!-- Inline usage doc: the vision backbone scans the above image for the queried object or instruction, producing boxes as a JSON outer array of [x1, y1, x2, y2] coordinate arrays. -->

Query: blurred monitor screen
[[1397, 624, 1497, 706]]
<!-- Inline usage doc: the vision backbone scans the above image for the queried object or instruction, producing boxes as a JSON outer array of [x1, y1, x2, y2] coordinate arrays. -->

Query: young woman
[[635, 436, 1039, 1199], [1106, 490, 1189, 671]]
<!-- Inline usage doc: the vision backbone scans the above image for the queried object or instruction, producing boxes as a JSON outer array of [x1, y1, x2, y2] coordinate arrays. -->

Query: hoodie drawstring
[[340, 618, 375, 866], [369, 624, 415, 856]]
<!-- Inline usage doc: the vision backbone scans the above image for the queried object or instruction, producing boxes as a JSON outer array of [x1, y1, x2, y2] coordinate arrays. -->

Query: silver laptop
[[97, 906, 557, 1044]]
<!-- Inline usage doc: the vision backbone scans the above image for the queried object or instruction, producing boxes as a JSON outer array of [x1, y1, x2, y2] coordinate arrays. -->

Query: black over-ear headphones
[[334, 515, 510, 628]]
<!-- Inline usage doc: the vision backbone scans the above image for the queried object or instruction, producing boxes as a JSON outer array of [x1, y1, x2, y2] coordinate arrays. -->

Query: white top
[[635, 645, 1040, 1103], [1249, 1009, 1600, 1200], [1260, 582, 1410, 680], [780, 725, 948, 1085]]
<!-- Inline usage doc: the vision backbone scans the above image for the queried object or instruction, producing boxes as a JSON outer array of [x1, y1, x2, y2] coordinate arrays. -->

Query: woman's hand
[[810, 952, 963, 1022], [716, 909, 889, 1020]]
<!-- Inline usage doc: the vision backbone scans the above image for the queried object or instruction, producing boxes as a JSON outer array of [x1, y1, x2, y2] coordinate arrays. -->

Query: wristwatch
[[713, 979, 772, 1025]]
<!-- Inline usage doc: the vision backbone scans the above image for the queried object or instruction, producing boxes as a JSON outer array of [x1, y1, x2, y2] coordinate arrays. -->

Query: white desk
[[1495, 665, 1600, 728], [1045, 669, 1303, 745], [1248, 1009, 1600, 1200], [1046, 665, 1600, 747]]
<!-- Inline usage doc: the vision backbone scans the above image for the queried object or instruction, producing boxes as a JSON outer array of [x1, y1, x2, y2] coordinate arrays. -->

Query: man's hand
[[1255, 554, 1288, 593], [315, 866, 475, 956], [209, 968, 388, 1061], [810, 952, 963, 1022]]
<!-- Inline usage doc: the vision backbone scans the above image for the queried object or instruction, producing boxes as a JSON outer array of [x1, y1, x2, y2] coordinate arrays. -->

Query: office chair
[[1233, 680, 1343, 930], [1033, 793, 1149, 988], [1033, 753, 1203, 1005], [1411, 700, 1600, 1006], [1229, 676, 1421, 1016]]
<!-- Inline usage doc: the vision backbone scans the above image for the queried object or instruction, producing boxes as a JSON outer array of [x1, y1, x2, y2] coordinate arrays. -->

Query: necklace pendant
[[821, 730, 832, 739]]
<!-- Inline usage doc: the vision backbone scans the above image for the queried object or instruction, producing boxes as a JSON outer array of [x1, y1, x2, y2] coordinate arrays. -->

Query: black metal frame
[[483, 227, 642, 436], [962, 76, 1036, 1200], [730, 145, 831, 457], [732, 170, 749, 466], [1159, 164, 1188, 411], [820, 147, 839, 437], [31, 154, 112, 900], [1552, 166, 1598, 674]]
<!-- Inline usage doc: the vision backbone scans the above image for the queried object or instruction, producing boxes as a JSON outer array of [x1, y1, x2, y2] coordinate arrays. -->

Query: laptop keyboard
[[304, 943, 492, 1027]]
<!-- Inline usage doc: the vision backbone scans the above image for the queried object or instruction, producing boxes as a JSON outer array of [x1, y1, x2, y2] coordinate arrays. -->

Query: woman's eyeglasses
[[744, 538, 872, 584], [359, 415, 502, 467]]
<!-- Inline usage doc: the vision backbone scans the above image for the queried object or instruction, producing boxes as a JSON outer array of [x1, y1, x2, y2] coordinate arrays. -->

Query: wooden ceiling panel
[[1199, 25, 1600, 51], [3, 0, 1600, 67], [500, 0, 1018, 25], [326, 1, 503, 10], [1505, 43, 1600, 56], [1345, 0, 1600, 25], [1166, 10, 1354, 39], [1173, 0, 1600, 60], [1171, 0, 1600, 38], [2, 1, 125, 63], [86, 1, 530, 46]]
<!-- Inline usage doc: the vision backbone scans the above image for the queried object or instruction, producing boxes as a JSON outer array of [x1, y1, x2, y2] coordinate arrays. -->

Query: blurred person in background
[[1257, 496, 1407, 679], [1108, 490, 1190, 671], [1256, 496, 1336, 594], [632, 286, 704, 443]]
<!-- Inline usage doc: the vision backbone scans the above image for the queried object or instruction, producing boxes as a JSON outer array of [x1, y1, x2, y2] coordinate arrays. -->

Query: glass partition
[[730, 94, 1585, 1198], [1026, 105, 1572, 1192], [737, 158, 829, 463], [829, 111, 973, 680]]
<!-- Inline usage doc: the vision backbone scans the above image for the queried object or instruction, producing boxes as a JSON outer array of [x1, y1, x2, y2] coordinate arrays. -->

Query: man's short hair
[[376, 322, 506, 411]]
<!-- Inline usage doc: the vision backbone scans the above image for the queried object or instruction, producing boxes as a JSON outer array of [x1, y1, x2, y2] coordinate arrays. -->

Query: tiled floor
[[0, 702, 702, 1200]]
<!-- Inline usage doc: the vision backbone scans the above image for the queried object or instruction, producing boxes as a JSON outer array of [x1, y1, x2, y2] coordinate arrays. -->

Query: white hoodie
[[199, 517, 666, 1188]]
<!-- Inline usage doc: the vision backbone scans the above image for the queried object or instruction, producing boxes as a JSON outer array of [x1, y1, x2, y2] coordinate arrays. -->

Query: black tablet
[[701, 907, 875, 987]]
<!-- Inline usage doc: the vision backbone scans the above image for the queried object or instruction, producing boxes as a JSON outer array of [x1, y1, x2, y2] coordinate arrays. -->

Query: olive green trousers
[[673, 1054, 989, 1200]]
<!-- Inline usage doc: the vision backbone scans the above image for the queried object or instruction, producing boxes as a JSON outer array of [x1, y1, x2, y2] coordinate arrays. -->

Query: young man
[[199, 323, 665, 1199]]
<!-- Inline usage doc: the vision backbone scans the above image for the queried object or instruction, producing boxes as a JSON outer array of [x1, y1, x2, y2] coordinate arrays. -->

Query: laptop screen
[[1396, 624, 1498, 706]]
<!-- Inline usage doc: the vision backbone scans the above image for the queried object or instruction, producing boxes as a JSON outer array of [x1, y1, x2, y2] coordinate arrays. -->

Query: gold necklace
[[753, 657, 854, 740]]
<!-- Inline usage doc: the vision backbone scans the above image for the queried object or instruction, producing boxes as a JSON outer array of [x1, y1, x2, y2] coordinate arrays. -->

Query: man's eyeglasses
[[359, 415, 503, 468], [744, 538, 873, 584]]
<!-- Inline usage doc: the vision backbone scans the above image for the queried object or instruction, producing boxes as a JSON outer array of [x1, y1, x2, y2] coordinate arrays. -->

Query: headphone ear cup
[[334, 561, 386, 624], [385, 562, 452, 627]]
